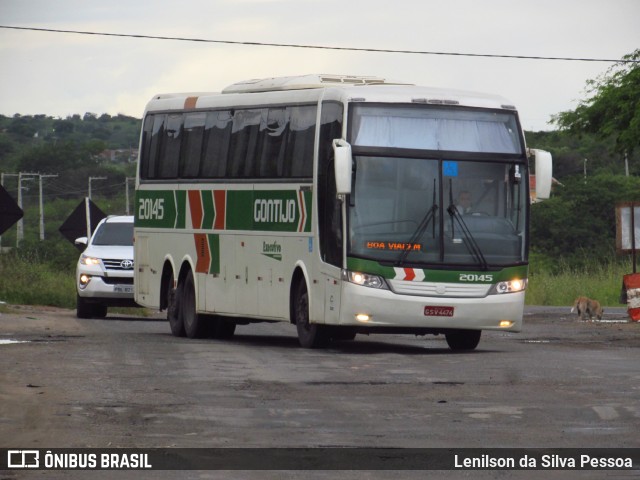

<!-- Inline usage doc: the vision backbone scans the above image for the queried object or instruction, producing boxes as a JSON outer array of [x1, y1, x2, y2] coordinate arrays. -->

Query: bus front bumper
[[337, 282, 524, 332]]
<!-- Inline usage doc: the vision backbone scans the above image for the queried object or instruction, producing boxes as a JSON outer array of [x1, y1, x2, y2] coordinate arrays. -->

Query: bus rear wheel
[[181, 270, 208, 339], [445, 330, 481, 351], [294, 280, 329, 348]]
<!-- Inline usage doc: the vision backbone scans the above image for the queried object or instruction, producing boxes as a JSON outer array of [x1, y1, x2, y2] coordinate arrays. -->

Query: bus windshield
[[347, 105, 527, 268]]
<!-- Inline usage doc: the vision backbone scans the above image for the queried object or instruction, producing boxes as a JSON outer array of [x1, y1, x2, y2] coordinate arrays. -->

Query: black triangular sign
[[0, 184, 24, 236], [59, 198, 107, 250]]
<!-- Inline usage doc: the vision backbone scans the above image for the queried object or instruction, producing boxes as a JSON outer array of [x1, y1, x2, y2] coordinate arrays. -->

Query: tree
[[530, 173, 640, 268], [552, 49, 640, 155]]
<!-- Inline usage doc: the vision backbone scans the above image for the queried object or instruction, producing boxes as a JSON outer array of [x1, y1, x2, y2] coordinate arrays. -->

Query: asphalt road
[[0, 304, 638, 479]]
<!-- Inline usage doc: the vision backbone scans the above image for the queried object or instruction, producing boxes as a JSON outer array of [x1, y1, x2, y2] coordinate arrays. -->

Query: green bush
[[0, 251, 75, 307]]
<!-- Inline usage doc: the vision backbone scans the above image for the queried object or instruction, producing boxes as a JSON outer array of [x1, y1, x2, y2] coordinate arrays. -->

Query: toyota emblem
[[120, 259, 134, 269]]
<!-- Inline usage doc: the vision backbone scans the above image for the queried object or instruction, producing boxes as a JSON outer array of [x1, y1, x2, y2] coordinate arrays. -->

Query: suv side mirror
[[333, 139, 353, 195], [74, 237, 88, 246]]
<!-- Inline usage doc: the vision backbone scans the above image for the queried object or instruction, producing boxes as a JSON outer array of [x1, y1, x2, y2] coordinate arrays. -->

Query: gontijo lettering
[[254, 198, 296, 223]]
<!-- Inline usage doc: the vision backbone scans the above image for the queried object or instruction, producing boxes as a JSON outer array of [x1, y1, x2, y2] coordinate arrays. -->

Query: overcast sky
[[1, 0, 638, 131]]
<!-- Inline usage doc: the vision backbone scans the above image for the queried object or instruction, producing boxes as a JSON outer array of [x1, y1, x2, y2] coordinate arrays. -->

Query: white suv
[[75, 215, 136, 318]]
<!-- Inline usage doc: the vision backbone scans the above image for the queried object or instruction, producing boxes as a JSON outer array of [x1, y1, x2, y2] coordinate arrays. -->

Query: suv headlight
[[488, 278, 527, 295], [342, 270, 388, 289], [80, 255, 101, 266]]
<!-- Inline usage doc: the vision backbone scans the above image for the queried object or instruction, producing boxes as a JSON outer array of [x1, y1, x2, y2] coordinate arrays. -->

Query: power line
[[1, 25, 637, 64]]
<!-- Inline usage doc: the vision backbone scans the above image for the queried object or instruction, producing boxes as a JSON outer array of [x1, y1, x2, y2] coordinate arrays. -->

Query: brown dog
[[571, 296, 603, 321]]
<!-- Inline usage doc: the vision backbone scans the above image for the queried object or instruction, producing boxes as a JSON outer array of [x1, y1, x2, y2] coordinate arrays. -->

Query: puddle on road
[[0, 339, 30, 345]]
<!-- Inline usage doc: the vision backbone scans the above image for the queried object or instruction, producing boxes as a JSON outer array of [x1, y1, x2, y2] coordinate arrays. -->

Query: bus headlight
[[489, 278, 527, 294], [342, 270, 388, 289]]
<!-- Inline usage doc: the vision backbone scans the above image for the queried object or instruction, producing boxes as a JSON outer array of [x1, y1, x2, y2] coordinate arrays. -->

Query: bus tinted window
[[202, 111, 232, 178], [259, 108, 288, 177], [147, 114, 166, 179], [317, 102, 344, 267], [159, 114, 183, 178], [141, 105, 318, 181], [287, 105, 316, 177], [181, 112, 207, 178], [139, 114, 154, 180], [229, 109, 264, 178]]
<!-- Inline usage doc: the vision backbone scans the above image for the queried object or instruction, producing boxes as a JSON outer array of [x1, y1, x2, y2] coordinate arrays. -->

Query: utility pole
[[125, 177, 135, 215], [38, 174, 58, 240], [625, 151, 629, 177], [17, 172, 38, 247], [87, 177, 107, 239], [583, 158, 588, 184]]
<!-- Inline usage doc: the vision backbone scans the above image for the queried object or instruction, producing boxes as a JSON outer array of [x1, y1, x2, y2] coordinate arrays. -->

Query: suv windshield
[[92, 222, 133, 246]]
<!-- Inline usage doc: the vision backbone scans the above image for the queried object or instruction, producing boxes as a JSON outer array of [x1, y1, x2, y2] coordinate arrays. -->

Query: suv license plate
[[114, 285, 133, 294], [424, 306, 454, 317]]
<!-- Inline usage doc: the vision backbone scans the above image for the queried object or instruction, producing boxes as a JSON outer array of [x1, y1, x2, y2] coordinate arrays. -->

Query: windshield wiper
[[447, 204, 489, 271], [396, 181, 438, 266]]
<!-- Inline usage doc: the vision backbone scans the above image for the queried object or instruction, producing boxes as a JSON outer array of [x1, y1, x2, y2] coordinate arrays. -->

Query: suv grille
[[103, 259, 135, 271], [102, 277, 134, 285]]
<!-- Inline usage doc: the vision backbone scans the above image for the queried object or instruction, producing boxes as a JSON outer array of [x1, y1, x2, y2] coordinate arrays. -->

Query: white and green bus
[[134, 74, 552, 350]]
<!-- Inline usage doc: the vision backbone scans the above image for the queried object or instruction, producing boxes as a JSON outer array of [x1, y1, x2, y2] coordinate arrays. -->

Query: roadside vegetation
[[0, 50, 638, 308]]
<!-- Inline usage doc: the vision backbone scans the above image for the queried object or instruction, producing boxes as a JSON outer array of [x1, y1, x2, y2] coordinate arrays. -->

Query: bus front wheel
[[294, 281, 329, 349], [445, 330, 481, 351]]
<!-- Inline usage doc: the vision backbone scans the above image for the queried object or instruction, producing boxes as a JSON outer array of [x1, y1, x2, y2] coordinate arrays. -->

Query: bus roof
[[144, 74, 517, 113]]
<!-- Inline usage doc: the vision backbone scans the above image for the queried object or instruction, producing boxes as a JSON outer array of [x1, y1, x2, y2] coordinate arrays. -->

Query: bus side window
[[139, 114, 155, 180], [146, 114, 166, 180], [287, 105, 317, 178], [258, 108, 288, 178], [229, 109, 263, 178], [159, 114, 183, 179], [202, 111, 232, 178], [180, 112, 207, 178], [318, 102, 344, 267]]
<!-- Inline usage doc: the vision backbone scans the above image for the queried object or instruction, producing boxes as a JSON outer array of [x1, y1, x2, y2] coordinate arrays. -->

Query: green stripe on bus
[[208, 234, 220, 275], [201, 190, 215, 229], [346, 257, 528, 283], [137, 188, 312, 232], [135, 190, 177, 229], [175, 190, 186, 229]]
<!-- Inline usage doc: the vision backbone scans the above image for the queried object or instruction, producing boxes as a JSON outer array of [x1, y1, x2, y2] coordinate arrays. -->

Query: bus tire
[[294, 280, 329, 348], [167, 274, 184, 337], [181, 270, 208, 339], [445, 330, 481, 351]]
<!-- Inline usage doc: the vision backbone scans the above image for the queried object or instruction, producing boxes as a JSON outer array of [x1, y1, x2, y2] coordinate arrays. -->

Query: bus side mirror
[[530, 149, 552, 201], [333, 139, 353, 195]]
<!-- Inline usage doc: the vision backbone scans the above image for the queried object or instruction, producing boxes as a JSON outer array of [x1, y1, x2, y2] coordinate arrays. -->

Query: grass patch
[[526, 256, 632, 307], [0, 252, 154, 316], [0, 253, 76, 308]]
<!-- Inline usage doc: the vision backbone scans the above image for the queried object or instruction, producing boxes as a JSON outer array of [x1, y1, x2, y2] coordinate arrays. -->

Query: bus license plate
[[424, 306, 454, 317], [114, 285, 133, 294]]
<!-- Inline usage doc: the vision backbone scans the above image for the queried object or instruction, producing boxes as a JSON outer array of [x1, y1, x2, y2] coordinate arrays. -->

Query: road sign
[[0, 184, 24, 236], [59, 198, 106, 250]]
